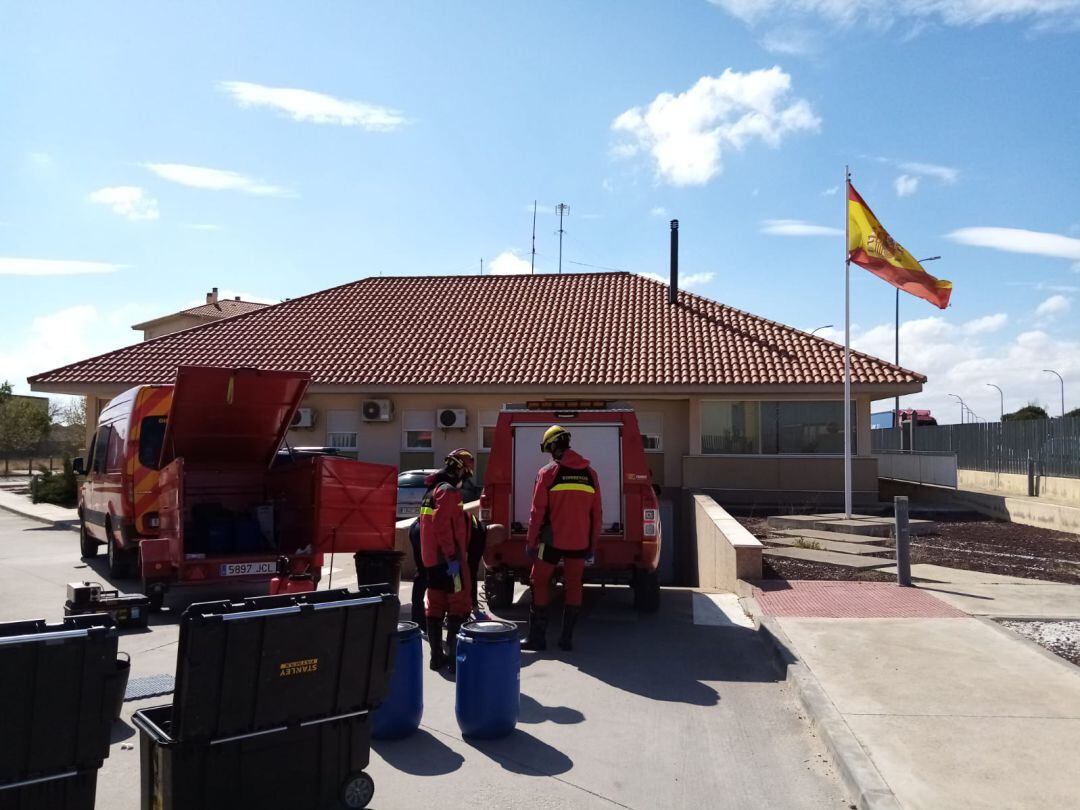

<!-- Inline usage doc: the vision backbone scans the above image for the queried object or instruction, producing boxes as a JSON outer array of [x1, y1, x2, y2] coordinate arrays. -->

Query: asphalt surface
[[0, 510, 848, 809]]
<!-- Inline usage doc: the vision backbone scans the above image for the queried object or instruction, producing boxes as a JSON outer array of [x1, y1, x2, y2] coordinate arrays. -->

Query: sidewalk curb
[[0, 501, 80, 532], [756, 615, 902, 810]]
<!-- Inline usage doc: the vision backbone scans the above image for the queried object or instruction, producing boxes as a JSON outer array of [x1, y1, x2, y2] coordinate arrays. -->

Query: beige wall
[[693, 493, 762, 591], [141, 315, 206, 341], [958, 469, 1080, 505], [683, 455, 879, 506], [287, 393, 692, 483]]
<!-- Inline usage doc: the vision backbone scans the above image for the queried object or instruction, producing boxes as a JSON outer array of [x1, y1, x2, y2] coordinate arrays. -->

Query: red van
[[480, 404, 662, 611], [75, 366, 397, 609]]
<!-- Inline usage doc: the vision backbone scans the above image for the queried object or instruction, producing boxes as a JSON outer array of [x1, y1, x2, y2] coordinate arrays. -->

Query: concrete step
[[764, 535, 892, 555], [772, 528, 893, 547], [766, 512, 936, 537], [763, 547, 896, 569]]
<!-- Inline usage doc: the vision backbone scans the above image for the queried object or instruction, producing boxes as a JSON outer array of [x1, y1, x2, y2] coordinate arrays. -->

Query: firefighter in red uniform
[[523, 426, 602, 652], [419, 449, 475, 672]]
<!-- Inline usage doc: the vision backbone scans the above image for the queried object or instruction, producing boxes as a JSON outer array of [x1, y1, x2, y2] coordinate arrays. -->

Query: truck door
[[512, 424, 623, 532]]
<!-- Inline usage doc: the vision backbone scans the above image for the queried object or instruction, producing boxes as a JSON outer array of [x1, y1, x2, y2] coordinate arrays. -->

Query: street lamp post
[[947, 393, 967, 425], [1043, 369, 1065, 417], [987, 384, 1004, 422], [809, 324, 834, 337]]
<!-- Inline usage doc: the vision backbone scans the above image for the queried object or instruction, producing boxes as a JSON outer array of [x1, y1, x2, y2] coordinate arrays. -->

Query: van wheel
[[484, 573, 515, 610], [632, 569, 660, 613], [79, 514, 99, 558], [106, 520, 138, 580]]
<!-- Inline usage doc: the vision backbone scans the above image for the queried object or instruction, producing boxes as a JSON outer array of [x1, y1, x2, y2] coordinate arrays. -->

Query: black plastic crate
[[0, 615, 118, 783], [134, 704, 376, 810], [0, 769, 98, 810], [171, 587, 398, 742]]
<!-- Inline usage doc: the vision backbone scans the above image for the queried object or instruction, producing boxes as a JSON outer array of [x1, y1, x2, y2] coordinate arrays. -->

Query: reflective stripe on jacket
[[525, 449, 602, 552]]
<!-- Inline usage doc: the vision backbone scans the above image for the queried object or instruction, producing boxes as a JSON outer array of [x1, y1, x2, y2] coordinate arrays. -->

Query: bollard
[[1027, 455, 1036, 497], [894, 496, 911, 586]]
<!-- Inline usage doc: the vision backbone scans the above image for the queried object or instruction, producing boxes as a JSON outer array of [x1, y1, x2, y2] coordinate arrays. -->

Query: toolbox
[[64, 582, 150, 630]]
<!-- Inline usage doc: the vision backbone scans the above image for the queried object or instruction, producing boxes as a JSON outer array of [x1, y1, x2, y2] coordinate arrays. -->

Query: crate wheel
[[341, 771, 374, 809]]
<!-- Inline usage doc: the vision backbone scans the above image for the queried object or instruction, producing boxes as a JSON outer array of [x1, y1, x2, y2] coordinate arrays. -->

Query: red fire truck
[[480, 403, 662, 611], [76, 366, 397, 609]]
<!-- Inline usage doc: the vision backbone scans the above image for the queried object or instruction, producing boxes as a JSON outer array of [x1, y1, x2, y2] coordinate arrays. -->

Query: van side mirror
[[72, 457, 85, 476]]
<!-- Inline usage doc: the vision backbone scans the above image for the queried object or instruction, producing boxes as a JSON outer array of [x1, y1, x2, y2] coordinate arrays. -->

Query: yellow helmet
[[540, 425, 571, 453]]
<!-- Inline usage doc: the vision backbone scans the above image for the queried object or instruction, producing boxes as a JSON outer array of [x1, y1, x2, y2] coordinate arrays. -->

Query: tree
[[1067, 407, 1080, 419], [0, 382, 52, 473], [1002, 403, 1049, 422]]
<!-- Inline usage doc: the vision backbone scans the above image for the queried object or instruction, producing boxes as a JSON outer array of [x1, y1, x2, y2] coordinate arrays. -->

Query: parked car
[[397, 469, 481, 519]]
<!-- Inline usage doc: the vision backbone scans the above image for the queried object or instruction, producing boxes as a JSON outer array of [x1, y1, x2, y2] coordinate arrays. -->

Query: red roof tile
[[29, 273, 925, 390], [131, 298, 268, 329]]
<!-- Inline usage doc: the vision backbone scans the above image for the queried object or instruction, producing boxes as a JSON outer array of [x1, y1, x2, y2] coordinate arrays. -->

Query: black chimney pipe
[[669, 219, 679, 304]]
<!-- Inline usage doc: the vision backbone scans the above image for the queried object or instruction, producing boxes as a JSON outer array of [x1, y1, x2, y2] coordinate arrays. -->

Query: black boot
[[558, 606, 580, 652], [445, 618, 463, 673], [522, 607, 548, 651], [427, 617, 446, 670]]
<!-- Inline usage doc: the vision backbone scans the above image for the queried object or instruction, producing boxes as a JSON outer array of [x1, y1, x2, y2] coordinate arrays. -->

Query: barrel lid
[[461, 619, 517, 639], [397, 620, 421, 638]]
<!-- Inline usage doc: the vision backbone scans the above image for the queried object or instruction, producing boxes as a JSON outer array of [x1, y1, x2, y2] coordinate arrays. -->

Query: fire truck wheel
[[484, 573, 515, 610], [632, 569, 660, 613], [79, 515, 99, 558], [340, 771, 374, 808]]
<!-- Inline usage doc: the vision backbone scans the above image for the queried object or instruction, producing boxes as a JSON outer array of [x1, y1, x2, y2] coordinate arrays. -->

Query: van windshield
[[138, 415, 168, 469]]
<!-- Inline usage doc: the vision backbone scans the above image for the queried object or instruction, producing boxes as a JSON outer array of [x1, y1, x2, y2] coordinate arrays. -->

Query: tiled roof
[[30, 273, 924, 389], [131, 298, 268, 329]]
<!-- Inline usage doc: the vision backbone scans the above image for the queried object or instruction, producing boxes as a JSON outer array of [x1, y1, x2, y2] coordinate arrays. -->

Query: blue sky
[[3, 1, 1079, 421]]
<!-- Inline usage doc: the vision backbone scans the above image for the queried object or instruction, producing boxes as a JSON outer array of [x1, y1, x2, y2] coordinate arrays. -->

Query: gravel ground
[[738, 514, 1080, 585], [998, 620, 1080, 668]]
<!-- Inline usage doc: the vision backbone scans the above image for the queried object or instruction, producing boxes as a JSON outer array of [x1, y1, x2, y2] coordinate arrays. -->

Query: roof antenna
[[556, 203, 569, 274], [531, 200, 537, 275], [480, 257, 483, 276]]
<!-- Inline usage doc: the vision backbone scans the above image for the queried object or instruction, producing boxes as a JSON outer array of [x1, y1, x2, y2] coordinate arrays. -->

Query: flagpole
[[843, 165, 853, 519]]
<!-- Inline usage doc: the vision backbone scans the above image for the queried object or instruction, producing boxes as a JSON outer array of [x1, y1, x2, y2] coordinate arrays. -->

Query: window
[[105, 423, 125, 473], [90, 429, 109, 474], [479, 410, 498, 451], [701, 401, 760, 454], [325, 409, 359, 451], [701, 400, 856, 455], [403, 410, 434, 450], [638, 412, 663, 452], [138, 416, 168, 469]]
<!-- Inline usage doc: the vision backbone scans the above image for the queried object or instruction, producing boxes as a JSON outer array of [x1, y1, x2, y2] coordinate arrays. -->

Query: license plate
[[399, 505, 420, 517], [220, 562, 277, 577]]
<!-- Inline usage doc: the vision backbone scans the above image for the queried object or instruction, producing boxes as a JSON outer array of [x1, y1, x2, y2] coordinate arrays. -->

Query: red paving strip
[[753, 580, 967, 618]]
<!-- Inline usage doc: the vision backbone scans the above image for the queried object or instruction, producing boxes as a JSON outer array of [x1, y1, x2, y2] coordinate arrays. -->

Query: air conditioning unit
[[291, 407, 316, 428], [438, 408, 468, 430], [362, 399, 394, 422]]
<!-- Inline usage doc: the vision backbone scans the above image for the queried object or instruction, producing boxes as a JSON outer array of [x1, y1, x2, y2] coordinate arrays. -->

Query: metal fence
[[871, 416, 1080, 478]]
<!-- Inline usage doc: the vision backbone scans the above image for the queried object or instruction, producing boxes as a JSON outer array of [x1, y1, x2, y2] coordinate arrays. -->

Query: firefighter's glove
[[585, 549, 596, 567], [446, 559, 461, 578], [525, 545, 538, 560]]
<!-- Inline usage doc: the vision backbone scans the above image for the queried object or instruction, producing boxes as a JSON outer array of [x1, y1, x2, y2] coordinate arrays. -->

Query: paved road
[[0, 510, 848, 809]]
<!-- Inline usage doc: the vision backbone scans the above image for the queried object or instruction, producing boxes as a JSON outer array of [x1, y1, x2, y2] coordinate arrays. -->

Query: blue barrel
[[455, 620, 520, 739], [372, 621, 423, 740]]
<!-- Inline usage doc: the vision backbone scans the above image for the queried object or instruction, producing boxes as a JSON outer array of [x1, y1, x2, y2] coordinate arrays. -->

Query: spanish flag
[[847, 182, 952, 309]]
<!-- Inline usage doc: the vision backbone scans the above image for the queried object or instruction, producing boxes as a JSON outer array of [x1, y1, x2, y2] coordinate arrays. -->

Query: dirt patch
[[739, 514, 1080, 585], [761, 557, 893, 583], [998, 620, 1080, 668]]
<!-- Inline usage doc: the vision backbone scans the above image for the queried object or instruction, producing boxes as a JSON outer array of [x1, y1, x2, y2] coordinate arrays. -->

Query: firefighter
[[419, 449, 475, 672], [523, 425, 601, 652]]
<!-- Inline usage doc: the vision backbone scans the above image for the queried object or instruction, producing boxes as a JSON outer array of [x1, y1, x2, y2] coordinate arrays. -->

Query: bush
[[29, 458, 78, 508]]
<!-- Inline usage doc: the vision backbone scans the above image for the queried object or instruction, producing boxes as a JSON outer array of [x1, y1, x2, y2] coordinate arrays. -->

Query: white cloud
[[88, 186, 159, 221], [894, 174, 919, 197], [962, 313, 1008, 335], [899, 161, 958, 184], [611, 66, 820, 186], [822, 185, 840, 196], [709, 0, 1080, 30], [488, 251, 533, 276], [217, 81, 407, 131], [183, 223, 221, 231], [0, 257, 122, 276], [760, 27, 821, 55], [144, 163, 290, 197], [651, 206, 668, 216], [1035, 294, 1071, 318], [641, 271, 716, 289], [3, 303, 154, 395], [760, 218, 842, 236], [838, 314, 1080, 421], [946, 227, 1080, 261]]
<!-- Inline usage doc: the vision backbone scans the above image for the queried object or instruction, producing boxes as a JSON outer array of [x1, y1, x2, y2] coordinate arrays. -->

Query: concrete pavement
[[0, 510, 849, 810], [0, 482, 79, 529], [753, 570, 1080, 809]]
